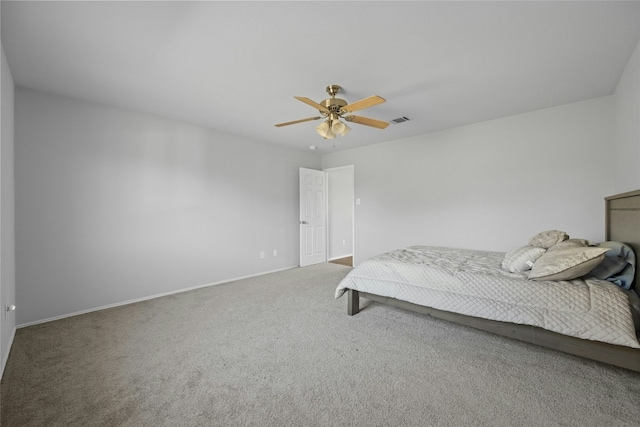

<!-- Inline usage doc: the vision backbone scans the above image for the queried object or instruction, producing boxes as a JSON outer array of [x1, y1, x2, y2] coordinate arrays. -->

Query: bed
[[336, 189, 640, 372]]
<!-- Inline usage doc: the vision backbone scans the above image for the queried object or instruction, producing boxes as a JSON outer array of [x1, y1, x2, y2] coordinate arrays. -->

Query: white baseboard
[[17, 265, 298, 329], [1, 326, 16, 382]]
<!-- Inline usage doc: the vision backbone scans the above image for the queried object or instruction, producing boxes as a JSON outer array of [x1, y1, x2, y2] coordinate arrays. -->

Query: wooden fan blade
[[274, 116, 323, 127], [341, 95, 386, 113], [344, 115, 389, 129], [294, 96, 330, 113]]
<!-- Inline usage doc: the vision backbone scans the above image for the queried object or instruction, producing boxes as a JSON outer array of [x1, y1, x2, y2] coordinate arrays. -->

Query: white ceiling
[[2, 1, 639, 152]]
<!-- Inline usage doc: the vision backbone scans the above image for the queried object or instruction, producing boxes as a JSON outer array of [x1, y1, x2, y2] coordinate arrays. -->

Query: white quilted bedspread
[[335, 246, 640, 348]]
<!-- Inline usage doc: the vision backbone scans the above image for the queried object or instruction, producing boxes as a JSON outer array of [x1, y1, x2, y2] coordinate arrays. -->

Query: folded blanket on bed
[[589, 241, 636, 290]]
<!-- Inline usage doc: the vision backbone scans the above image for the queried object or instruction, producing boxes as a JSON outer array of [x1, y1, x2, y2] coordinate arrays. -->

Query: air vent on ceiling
[[390, 116, 410, 124]]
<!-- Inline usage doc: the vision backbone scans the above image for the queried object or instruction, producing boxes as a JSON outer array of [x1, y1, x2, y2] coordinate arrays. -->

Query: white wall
[[15, 89, 320, 325], [1, 44, 16, 375], [327, 166, 353, 260], [613, 39, 640, 193], [322, 97, 615, 264], [10, 37, 640, 328]]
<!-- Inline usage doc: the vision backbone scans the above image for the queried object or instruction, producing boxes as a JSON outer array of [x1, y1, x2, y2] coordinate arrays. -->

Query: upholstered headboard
[[605, 189, 640, 290]]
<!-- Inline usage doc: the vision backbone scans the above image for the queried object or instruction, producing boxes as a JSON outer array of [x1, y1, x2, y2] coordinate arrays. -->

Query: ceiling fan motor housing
[[321, 97, 347, 114]]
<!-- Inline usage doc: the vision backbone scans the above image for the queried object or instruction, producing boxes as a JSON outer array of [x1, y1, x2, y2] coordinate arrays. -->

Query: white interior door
[[299, 167, 327, 267]]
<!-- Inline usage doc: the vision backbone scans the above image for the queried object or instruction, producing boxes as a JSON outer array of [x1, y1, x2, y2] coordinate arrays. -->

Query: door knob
[[300, 221, 308, 225]]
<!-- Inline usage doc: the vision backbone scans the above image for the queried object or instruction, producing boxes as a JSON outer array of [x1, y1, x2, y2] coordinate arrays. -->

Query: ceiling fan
[[275, 85, 389, 140]]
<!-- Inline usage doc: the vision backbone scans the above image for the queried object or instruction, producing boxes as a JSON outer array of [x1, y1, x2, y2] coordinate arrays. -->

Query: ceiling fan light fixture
[[316, 120, 335, 139], [331, 119, 351, 136]]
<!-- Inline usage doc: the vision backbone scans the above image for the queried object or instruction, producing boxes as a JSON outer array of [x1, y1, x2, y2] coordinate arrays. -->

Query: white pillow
[[502, 246, 547, 273], [528, 230, 569, 249], [529, 246, 610, 281]]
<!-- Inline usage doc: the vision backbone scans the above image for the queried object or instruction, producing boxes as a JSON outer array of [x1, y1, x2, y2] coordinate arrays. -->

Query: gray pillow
[[502, 246, 547, 273], [529, 246, 610, 281], [528, 230, 569, 249], [549, 238, 592, 249]]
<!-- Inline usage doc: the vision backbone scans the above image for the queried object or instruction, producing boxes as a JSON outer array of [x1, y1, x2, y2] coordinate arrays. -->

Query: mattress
[[335, 246, 640, 348]]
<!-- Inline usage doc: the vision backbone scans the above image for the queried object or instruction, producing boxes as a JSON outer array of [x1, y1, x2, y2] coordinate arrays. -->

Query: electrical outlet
[[273, 249, 278, 257], [342, 239, 346, 246], [260, 251, 265, 259]]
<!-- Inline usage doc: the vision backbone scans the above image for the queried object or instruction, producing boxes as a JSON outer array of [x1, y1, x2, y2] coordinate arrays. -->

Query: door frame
[[299, 165, 356, 267], [325, 165, 355, 264]]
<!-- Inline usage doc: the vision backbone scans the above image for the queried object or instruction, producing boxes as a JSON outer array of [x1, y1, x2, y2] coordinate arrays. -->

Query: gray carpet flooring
[[1, 262, 639, 426]]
